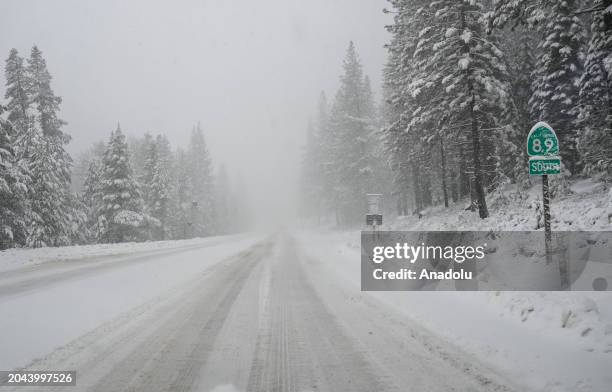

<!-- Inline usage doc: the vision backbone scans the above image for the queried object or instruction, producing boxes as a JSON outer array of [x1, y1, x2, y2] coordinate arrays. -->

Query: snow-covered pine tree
[[328, 42, 379, 224], [578, 0, 612, 176], [188, 123, 215, 236], [312, 91, 337, 222], [99, 125, 147, 243], [502, 26, 538, 189], [71, 141, 105, 193], [25, 129, 73, 247], [148, 135, 174, 240], [27, 46, 67, 140], [382, 0, 433, 215], [488, 0, 557, 30], [0, 105, 28, 249], [82, 157, 104, 241], [409, 0, 510, 218], [15, 46, 76, 247], [2, 49, 32, 248], [140, 132, 157, 212], [4, 49, 31, 136], [4, 49, 35, 221], [172, 147, 193, 238], [529, 0, 586, 175]]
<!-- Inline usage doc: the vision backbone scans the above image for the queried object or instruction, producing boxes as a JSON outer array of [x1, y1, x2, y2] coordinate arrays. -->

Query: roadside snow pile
[[487, 291, 612, 353], [0, 235, 238, 274]]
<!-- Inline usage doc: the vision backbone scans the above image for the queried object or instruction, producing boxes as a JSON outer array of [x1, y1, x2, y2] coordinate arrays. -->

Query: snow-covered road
[[0, 233, 527, 392]]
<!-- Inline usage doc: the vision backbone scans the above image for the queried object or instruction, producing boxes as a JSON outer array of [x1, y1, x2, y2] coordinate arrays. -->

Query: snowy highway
[[0, 233, 523, 392]]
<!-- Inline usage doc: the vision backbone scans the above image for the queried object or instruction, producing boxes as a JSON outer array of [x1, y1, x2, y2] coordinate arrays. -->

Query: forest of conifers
[[0, 47, 249, 249], [300, 0, 611, 224]]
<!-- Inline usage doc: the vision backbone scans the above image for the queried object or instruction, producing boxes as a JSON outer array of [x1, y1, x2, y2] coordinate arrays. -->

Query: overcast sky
[[0, 0, 391, 226]]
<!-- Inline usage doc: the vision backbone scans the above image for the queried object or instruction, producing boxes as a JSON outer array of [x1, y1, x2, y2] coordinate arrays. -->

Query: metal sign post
[[541, 174, 553, 264], [366, 194, 383, 236], [527, 122, 565, 285]]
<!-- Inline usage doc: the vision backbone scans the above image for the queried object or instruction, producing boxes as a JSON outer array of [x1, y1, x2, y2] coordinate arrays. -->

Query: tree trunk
[[461, 4, 488, 219], [469, 97, 489, 218], [412, 160, 422, 213], [440, 136, 449, 208]]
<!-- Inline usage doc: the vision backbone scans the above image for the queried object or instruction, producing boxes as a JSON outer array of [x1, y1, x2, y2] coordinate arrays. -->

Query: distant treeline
[[0, 47, 249, 250]]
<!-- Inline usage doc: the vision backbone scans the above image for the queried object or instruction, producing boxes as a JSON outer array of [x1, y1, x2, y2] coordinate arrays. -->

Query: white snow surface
[[389, 178, 611, 232], [296, 178, 612, 391], [0, 234, 263, 369], [297, 229, 612, 392], [0, 235, 243, 274]]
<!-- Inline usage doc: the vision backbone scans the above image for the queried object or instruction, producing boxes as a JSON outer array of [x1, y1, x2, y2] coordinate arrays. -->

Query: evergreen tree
[[578, 0, 612, 176], [132, 132, 154, 182], [313, 91, 336, 220], [4, 49, 31, 135], [4, 48, 34, 225], [148, 135, 173, 240], [409, 0, 510, 218], [82, 157, 104, 241], [25, 129, 73, 247], [382, 0, 429, 215], [140, 132, 157, 210], [188, 123, 215, 236], [488, 0, 558, 30], [71, 141, 105, 193], [529, 0, 586, 174], [503, 27, 538, 189], [0, 106, 27, 249], [172, 147, 194, 238], [328, 42, 379, 224], [99, 125, 147, 243], [9, 46, 76, 247], [27, 46, 67, 140]]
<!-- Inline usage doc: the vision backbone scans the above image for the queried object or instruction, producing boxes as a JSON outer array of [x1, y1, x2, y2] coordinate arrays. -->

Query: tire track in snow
[[247, 235, 387, 392], [81, 240, 273, 392]]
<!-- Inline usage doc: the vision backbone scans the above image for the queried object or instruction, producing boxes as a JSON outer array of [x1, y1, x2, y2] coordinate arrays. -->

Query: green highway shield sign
[[527, 122, 559, 157], [529, 157, 561, 176]]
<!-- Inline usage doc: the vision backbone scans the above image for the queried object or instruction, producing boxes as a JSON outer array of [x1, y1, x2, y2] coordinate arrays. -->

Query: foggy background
[[0, 0, 391, 226]]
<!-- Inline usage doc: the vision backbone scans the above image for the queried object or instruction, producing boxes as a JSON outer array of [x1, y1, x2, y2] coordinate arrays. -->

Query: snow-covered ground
[[0, 179, 609, 391], [298, 230, 612, 392], [0, 235, 250, 274], [0, 234, 263, 370], [388, 178, 612, 232], [1, 233, 531, 392], [295, 178, 612, 392]]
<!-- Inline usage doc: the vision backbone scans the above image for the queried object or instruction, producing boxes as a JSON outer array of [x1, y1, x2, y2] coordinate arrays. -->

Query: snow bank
[[0, 235, 244, 274]]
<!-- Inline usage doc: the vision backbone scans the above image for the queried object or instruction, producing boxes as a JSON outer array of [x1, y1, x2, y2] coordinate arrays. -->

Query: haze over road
[[0, 233, 519, 392]]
